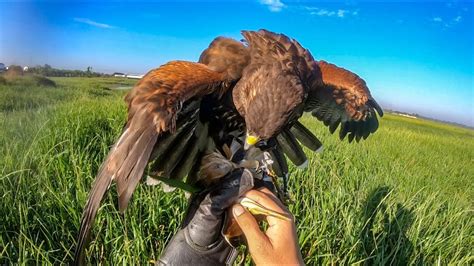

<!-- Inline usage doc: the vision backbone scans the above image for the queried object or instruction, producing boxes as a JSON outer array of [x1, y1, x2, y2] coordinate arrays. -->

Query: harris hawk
[[74, 29, 383, 263]]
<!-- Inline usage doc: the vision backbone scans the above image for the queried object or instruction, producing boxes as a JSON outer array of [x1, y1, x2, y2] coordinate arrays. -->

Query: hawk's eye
[[255, 138, 276, 150]]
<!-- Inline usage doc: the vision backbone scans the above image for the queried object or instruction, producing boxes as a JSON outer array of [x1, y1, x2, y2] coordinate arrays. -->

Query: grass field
[[0, 76, 472, 264]]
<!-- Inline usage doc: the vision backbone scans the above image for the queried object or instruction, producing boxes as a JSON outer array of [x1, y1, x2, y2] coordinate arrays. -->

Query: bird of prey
[[74, 29, 383, 263]]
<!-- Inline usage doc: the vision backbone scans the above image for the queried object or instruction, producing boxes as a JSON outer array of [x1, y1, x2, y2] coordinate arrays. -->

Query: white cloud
[[307, 7, 356, 18], [260, 0, 285, 12], [74, 18, 115, 29], [311, 9, 335, 17], [432, 15, 463, 28], [337, 9, 347, 18]]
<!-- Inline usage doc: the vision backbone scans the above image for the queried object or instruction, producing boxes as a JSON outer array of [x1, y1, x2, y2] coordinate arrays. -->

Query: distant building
[[398, 113, 417, 119], [126, 74, 144, 79], [0, 63, 5, 72], [112, 72, 126, 77], [23, 66, 29, 72]]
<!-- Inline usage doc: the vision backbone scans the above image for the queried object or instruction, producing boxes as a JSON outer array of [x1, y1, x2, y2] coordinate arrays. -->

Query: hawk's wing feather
[[276, 128, 307, 167], [289, 121, 323, 152], [306, 61, 383, 142], [169, 121, 208, 181], [74, 61, 232, 265], [148, 101, 201, 175]]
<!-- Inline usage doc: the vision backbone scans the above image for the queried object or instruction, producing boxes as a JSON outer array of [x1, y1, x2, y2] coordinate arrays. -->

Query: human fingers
[[243, 190, 289, 216], [232, 204, 269, 247], [242, 190, 293, 227], [256, 187, 289, 212]]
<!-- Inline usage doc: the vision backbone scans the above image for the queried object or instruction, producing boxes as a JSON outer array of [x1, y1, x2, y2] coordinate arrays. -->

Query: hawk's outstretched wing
[[305, 61, 383, 143], [74, 60, 241, 264], [273, 59, 383, 173]]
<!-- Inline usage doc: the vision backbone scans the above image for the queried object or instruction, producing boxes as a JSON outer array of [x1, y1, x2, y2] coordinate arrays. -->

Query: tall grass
[[0, 77, 472, 264]]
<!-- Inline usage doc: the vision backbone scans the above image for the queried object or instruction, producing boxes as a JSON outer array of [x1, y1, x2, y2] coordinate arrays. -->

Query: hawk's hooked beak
[[244, 134, 260, 150]]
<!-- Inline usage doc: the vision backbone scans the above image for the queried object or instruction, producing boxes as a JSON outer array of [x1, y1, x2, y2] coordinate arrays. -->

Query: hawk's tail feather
[[74, 120, 158, 265], [74, 153, 113, 265], [276, 129, 308, 168], [117, 125, 158, 210], [290, 121, 323, 152]]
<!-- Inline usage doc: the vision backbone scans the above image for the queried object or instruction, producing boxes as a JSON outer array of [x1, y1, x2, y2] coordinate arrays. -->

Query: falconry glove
[[157, 168, 254, 266]]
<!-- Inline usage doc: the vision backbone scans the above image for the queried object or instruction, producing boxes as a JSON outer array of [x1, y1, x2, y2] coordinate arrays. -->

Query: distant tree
[[86, 66, 93, 77], [27, 64, 105, 77]]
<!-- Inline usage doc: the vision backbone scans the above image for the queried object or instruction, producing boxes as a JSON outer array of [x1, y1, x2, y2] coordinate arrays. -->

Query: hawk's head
[[238, 67, 306, 150]]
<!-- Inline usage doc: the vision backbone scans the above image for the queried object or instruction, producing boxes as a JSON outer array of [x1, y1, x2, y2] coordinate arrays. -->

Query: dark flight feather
[[276, 129, 307, 167], [290, 121, 323, 152], [170, 122, 208, 181]]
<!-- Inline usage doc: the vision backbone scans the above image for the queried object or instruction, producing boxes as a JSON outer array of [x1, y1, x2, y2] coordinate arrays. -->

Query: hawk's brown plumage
[[233, 30, 307, 139], [235, 30, 382, 147], [74, 54, 247, 263], [74, 29, 383, 264]]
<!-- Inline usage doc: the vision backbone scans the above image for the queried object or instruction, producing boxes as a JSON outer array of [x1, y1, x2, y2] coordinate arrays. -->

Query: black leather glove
[[157, 168, 254, 265]]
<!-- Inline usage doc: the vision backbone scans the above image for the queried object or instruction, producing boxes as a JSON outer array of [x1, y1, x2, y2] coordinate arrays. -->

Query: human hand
[[232, 188, 304, 265], [158, 168, 254, 265]]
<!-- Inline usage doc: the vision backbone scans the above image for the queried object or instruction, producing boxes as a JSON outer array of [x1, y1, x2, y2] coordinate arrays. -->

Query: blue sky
[[0, 0, 473, 126]]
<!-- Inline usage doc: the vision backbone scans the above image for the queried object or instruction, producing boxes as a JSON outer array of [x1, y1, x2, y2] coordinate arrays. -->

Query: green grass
[[0, 76, 472, 264]]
